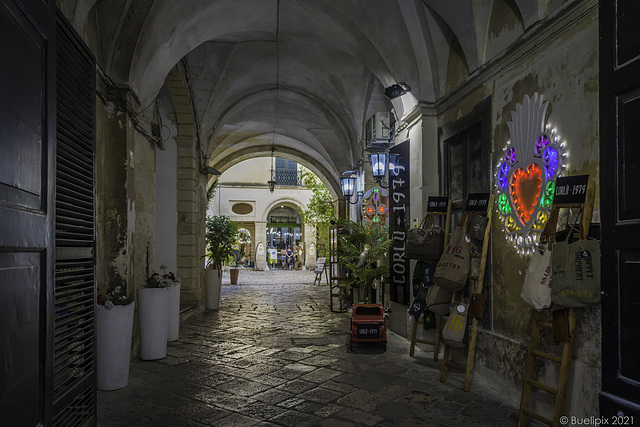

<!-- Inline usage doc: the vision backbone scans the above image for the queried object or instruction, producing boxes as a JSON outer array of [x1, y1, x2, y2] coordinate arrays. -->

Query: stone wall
[[434, 3, 600, 416]]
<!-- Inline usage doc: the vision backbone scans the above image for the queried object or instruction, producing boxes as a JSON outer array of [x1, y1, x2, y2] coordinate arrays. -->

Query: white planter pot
[[167, 283, 181, 341], [96, 303, 135, 390], [137, 287, 169, 360], [205, 269, 222, 309]]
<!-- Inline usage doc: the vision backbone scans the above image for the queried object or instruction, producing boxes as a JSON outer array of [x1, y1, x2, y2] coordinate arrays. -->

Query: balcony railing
[[273, 170, 302, 186]]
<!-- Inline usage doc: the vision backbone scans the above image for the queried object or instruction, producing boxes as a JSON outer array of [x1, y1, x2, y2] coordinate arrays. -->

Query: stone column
[[175, 136, 204, 306], [304, 223, 316, 269], [254, 221, 268, 270]]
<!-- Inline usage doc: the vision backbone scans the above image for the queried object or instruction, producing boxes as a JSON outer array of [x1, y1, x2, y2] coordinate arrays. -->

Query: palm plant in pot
[[337, 219, 392, 304], [205, 215, 238, 308]]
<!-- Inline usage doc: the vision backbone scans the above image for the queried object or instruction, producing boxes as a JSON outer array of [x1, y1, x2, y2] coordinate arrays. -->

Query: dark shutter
[[53, 10, 97, 426]]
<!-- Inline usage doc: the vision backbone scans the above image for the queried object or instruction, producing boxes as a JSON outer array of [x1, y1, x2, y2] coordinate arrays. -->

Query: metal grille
[[274, 170, 302, 186], [53, 10, 96, 426]]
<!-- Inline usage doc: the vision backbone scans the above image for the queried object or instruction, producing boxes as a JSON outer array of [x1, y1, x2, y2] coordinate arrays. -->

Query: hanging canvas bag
[[521, 209, 558, 311], [520, 247, 553, 310], [551, 238, 601, 307], [433, 213, 471, 292], [423, 262, 451, 315], [426, 284, 452, 316], [441, 301, 469, 347], [406, 213, 445, 261]]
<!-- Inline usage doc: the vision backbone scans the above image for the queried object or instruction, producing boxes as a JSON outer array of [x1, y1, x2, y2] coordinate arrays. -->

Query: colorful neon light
[[495, 93, 566, 254]]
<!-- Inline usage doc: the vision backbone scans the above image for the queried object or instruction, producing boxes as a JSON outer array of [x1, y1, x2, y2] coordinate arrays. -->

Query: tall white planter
[[96, 303, 135, 391], [137, 287, 169, 360], [205, 269, 222, 309], [167, 282, 181, 341]]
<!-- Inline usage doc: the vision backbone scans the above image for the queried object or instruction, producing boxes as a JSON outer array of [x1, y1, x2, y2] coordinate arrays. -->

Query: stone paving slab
[[97, 270, 518, 426]]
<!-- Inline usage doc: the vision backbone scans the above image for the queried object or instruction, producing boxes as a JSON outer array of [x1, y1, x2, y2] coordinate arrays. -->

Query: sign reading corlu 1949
[[389, 141, 410, 304]]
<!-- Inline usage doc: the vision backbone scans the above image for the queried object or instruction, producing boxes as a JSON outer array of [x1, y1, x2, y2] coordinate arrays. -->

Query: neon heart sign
[[496, 93, 565, 254]]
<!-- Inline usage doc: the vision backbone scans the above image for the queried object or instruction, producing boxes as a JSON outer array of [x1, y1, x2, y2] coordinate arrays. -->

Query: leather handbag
[[406, 213, 444, 261]]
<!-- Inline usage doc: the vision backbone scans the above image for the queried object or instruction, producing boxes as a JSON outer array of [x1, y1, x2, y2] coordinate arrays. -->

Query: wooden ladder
[[409, 197, 451, 360], [440, 193, 494, 391], [518, 180, 595, 426], [329, 225, 348, 313]]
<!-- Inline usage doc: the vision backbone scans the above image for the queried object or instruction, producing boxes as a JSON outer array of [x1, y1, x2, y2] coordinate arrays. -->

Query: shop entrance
[[266, 206, 302, 269]]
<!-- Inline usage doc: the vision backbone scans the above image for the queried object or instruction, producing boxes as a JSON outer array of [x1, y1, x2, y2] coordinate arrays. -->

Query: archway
[[266, 205, 302, 269]]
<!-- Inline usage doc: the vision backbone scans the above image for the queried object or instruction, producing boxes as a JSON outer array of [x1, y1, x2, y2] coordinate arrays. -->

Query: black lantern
[[340, 174, 362, 204], [340, 176, 356, 198], [388, 153, 400, 174], [368, 152, 387, 180], [267, 177, 276, 193]]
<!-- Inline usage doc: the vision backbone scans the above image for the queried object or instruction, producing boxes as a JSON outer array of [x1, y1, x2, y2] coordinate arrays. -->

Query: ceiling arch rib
[[207, 88, 352, 161], [422, 1, 480, 71], [194, 41, 362, 150], [127, 0, 422, 109], [211, 145, 342, 201], [396, 0, 439, 101], [209, 97, 356, 177]]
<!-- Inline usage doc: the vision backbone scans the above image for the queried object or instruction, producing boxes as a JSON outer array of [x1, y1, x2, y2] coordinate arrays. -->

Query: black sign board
[[427, 196, 449, 212], [466, 193, 491, 212], [554, 175, 589, 205], [389, 140, 410, 305]]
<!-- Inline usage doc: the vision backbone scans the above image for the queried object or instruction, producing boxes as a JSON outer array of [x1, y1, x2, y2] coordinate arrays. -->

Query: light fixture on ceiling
[[267, 0, 281, 194], [267, 144, 276, 193], [384, 81, 411, 100]]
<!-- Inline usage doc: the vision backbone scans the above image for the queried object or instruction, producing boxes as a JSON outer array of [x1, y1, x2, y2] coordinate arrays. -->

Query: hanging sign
[[389, 140, 411, 304], [466, 193, 491, 212], [553, 175, 589, 205], [427, 196, 449, 212]]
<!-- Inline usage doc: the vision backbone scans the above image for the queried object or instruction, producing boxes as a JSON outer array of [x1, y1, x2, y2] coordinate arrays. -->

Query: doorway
[[266, 205, 302, 269]]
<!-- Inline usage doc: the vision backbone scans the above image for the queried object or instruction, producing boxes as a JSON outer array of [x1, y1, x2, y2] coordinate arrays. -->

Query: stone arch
[[163, 65, 208, 306]]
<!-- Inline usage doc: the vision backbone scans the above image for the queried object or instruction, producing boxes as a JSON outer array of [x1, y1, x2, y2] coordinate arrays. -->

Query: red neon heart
[[511, 163, 543, 225]]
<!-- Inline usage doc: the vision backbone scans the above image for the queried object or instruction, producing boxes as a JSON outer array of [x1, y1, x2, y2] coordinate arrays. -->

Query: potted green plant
[[337, 220, 392, 304], [205, 215, 238, 308]]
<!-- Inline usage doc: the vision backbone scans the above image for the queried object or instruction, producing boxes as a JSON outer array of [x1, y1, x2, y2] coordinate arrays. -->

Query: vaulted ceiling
[[58, 0, 564, 186]]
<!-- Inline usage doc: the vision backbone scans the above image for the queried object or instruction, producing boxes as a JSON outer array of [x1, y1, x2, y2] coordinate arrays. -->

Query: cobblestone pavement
[[98, 269, 518, 426]]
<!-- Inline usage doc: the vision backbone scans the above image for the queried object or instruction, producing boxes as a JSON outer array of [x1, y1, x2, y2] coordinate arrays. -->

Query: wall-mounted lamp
[[384, 82, 411, 100], [366, 152, 400, 188], [340, 174, 364, 204], [367, 152, 388, 188], [388, 153, 399, 174]]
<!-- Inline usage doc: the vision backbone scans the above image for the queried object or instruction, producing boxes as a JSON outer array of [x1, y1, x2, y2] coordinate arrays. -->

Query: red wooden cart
[[350, 304, 387, 351]]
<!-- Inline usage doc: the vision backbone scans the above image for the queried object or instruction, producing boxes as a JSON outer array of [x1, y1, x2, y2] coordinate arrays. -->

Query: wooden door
[[599, 1, 640, 417], [0, 0, 56, 424]]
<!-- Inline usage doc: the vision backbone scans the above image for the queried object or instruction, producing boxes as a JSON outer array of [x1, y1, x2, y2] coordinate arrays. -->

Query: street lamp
[[340, 174, 363, 204]]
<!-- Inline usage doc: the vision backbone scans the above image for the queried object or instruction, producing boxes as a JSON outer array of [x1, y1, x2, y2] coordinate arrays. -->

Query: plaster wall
[[219, 157, 273, 183], [435, 6, 600, 417], [95, 97, 129, 294], [155, 139, 178, 274]]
